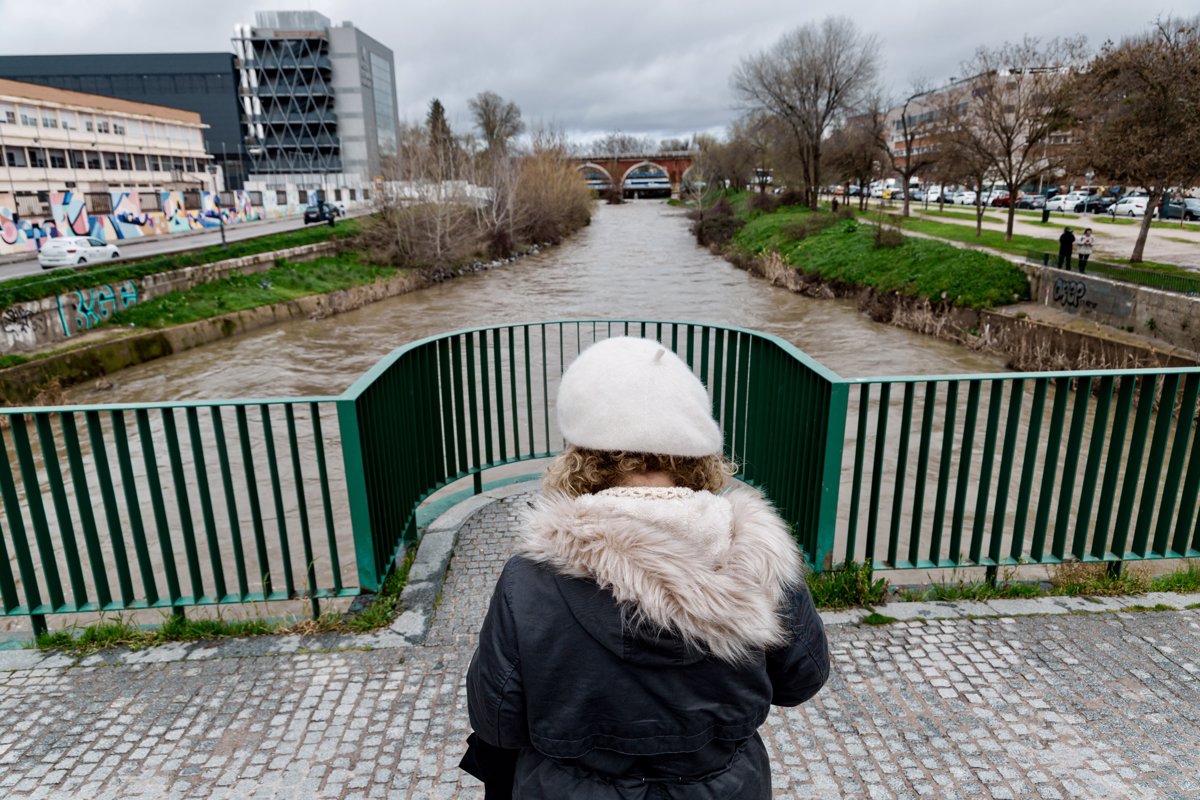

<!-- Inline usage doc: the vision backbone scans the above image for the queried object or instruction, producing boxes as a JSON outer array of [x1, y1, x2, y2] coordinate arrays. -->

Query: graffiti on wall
[[56, 280, 139, 337], [109, 192, 157, 239]]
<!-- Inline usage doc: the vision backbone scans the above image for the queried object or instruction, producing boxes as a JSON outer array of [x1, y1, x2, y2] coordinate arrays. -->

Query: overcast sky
[[0, 0, 1190, 147]]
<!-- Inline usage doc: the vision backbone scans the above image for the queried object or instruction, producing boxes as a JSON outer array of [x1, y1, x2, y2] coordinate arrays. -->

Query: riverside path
[[0, 483, 1198, 800]]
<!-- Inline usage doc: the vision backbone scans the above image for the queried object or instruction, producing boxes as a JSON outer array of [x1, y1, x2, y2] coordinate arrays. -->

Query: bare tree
[[879, 81, 944, 217], [1074, 15, 1200, 262], [823, 107, 884, 210], [951, 37, 1085, 240], [468, 91, 524, 156], [732, 16, 881, 209]]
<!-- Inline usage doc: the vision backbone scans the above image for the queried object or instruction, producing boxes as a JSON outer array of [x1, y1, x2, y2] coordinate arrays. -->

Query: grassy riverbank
[[115, 253, 397, 328], [0, 220, 362, 309], [724, 201, 1029, 309]]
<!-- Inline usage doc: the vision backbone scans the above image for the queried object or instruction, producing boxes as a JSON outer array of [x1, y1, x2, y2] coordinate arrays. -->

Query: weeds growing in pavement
[[806, 561, 889, 610]]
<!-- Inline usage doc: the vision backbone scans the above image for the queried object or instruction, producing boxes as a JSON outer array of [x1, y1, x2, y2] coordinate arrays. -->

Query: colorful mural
[[0, 187, 344, 257]]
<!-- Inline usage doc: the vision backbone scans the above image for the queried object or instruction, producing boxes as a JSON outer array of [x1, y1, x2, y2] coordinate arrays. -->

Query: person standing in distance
[[463, 336, 830, 799], [1077, 228, 1094, 273], [1057, 227, 1076, 270]]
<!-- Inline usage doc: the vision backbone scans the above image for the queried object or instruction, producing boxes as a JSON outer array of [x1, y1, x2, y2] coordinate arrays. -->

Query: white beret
[[557, 337, 723, 457]]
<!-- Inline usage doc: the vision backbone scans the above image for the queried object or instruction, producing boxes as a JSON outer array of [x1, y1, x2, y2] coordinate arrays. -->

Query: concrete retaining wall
[[1022, 263, 1200, 353], [0, 269, 428, 406], [0, 241, 339, 355]]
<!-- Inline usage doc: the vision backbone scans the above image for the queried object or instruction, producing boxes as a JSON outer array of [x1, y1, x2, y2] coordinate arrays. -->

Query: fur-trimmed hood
[[518, 485, 805, 665]]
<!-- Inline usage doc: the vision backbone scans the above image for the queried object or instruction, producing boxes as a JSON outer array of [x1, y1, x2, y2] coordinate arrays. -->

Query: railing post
[[336, 398, 380, 592], [812, 381, 848, 573]]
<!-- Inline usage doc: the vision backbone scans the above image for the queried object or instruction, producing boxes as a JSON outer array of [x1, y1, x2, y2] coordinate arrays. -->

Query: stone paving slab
[[0, 491, 1198, 798]]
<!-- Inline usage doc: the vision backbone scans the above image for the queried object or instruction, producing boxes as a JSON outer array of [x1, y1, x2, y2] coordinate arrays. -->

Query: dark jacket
[[1058, 229, 1076, 255], [465, 487, 830, 799]]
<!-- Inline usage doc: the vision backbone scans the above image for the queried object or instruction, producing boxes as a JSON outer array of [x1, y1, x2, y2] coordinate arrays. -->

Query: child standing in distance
[[1077, 228, 1094, 273], [463, 336, 830, 799]]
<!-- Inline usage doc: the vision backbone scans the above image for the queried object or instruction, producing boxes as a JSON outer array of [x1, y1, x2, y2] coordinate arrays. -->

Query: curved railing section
[[3, 319, 1200, 633]]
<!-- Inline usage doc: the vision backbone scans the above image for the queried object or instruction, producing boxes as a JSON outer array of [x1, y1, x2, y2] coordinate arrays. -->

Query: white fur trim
[[518, 486, 804, 664], [556, 337, 723, 457]]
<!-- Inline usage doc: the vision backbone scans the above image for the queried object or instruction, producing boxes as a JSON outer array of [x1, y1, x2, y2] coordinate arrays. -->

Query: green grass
[[1049, 562, 1150, 596], [1120, 604, 1176, 612], [861, 612, 898, 625], [1149, 562, 1200, 593], [1187, 602, 1200, 610], [884, 214, 1061, 258], [112, 252, 397, 329], [36, 544, 417, 654], [734, 212, 1029, 309], [807, 560, 889, 610], [914, 208, 1006, 224], [899, 577, 1044, 602], [0, 219, 361, 309]]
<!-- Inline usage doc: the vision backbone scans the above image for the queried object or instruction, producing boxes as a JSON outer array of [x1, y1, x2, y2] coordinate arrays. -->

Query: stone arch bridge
[[572, 151, 695, 198]]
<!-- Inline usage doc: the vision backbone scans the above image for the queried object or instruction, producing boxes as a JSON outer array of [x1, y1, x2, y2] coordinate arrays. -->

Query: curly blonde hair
[[543, 446, 737, 497]]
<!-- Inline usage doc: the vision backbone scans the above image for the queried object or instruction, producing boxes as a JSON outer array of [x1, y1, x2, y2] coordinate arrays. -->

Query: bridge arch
[[576, 163, 613, 191], [619, 161, 669, 186]]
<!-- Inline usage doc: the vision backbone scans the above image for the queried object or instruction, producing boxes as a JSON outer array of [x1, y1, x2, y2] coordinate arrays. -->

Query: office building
[[233, 11, 399, 193], [0, 54, 245, 189]]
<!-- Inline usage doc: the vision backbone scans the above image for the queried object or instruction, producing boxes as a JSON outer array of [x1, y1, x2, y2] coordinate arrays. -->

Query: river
[[65, 201, 1006, 406]]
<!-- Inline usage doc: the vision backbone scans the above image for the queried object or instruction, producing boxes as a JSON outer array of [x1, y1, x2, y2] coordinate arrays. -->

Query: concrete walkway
[[1, 484, 1199, 799]]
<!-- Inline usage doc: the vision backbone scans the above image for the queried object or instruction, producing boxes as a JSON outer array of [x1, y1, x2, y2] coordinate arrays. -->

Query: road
[[0, 213, 346, 281]]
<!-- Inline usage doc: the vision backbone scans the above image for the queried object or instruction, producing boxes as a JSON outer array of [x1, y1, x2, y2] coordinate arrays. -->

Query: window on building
[[334, 189, 342, 201], [147, 154, 160, 171], [41, 115, 58, 129], [27, 148, 47, 168], [85, 151, 101, 170], [3, 147, 25, 168], [139, 192, 162, 211], [118, 153, 132, 170], [87, 193, 113, 214], [20, 113, 36, 127], [69, 150, 85, 169], [249, 191, 263, 205], [85, 119, 94, 132], [349, 189, 356, 201], [48, 149, 67, 169], [363, 189, 370, 201], [298, 190, 308, 204], [183, 190, 202, 209], [97, 120, 111, 134], [0, 108, 14, 125], [113, 122, 125, 135], [103, 152, 118, 170], [133, 154, 146, 170], [185, 158, 196, 172], [276, 190, 287, 205]]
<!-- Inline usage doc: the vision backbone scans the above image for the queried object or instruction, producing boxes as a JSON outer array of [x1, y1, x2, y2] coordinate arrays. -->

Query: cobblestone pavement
[[1, 493, 1199, 799]]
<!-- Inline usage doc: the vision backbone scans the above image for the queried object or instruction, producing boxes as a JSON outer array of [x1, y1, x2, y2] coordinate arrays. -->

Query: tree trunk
[[1006, 206, 1015, 241], [1130, 189, 1161, 263]]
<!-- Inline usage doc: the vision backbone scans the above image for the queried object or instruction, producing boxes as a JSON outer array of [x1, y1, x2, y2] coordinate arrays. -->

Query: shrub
[[691, 197, 745, 248], [806, 561, 889, 609], [747, 191, 780, 214], [873, 224, 906, 249]]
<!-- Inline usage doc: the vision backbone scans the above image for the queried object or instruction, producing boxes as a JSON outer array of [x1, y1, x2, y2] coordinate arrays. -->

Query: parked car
[[1075, 195, 1116, 214], [1045, 193, 1082, 212], [38, 236, 120, 269], [1015, 193, 1046, 209], [908, 188, 925, 202], [304, 201, 337, 225], [989, 193, 1011, 207], [951, 190, 978, 206], [1158, 198, 1200, 221], [1112, 194, 1150, 217]]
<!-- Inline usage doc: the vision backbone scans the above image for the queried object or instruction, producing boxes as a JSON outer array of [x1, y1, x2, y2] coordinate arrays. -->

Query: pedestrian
[[1057, 227, 1075, 270], [1077, 228, 1094, 273], [462, 336, 830, 799]]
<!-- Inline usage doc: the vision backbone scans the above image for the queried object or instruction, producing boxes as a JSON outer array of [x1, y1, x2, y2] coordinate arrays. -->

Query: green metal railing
[[3, 319, 1199, 633], [839, 369, 1200, 572]]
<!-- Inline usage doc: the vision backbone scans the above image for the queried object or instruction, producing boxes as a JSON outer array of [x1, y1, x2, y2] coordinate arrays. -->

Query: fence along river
[[4, 202, 1197, 631]]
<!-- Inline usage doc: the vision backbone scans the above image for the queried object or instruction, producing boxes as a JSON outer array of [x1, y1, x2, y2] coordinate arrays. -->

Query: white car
[[1112, 195, 1150, 217], [1046, 192, 1088, 212], [952, 191, 978, 206], [38, 236, 121, 269]]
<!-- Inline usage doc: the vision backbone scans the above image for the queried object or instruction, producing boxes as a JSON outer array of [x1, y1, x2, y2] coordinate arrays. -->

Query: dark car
[[990, 194, 1011, 207], [304, 201, 337, 225], [1159, 198, 1200, 221], [1075, 195, 1116, 214]]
